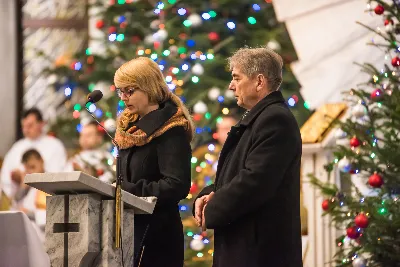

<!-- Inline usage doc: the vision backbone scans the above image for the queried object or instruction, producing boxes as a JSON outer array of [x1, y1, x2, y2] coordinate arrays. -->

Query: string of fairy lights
[[65, 0, 306, 135], [56, 0, 307, 261]]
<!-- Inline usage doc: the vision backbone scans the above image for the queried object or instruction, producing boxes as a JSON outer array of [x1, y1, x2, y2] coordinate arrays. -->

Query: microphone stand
[[84, 104, 123, 249]]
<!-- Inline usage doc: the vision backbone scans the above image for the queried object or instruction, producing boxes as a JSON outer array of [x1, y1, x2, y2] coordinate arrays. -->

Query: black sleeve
[[122, 126, 192, 203], [204, 109, 300, 228]]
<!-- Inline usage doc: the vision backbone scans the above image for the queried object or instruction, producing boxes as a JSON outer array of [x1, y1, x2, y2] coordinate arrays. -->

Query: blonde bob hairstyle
[[114, 57, 194, 140]]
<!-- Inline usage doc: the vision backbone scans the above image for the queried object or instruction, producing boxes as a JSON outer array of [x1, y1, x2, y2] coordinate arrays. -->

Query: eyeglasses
[[116, 88, 135, 98]]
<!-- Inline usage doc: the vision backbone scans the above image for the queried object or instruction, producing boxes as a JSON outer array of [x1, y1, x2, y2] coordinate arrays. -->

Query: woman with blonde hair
[[114, 57, 194, 267]]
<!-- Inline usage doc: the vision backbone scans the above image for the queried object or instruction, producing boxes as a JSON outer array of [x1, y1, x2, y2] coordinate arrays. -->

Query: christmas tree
[[43, 0, 310, 148], [311, 1, 400, 266], [41, 0, 310, 265]]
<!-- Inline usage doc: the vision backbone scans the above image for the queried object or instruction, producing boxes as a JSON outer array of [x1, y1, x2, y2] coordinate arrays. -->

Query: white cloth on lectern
[[0, 134, 67, 198], [10, 187, 45, 240], [0, 211, 50, 267]]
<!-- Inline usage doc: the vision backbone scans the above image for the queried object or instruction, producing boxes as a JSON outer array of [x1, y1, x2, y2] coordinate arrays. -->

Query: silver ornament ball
[[104, 118, 116, 132], [351, 104, 367, 118], [189, 239, 205, 251], [267, 40, 281, 51], [352, 257, 367, 267], [153, 29, 168, 41], [338, 158, 351, 173], [193, 101, 208, 114], [192, 63, 204, 75], [208, 87, 221, 100], [188, 14, 202, 27]]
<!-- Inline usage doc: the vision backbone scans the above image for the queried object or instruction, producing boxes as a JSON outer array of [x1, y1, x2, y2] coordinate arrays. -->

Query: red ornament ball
[[70, 60, 78, 70], [189, 183, 198, 194], [95, 20, 104, 29], [179, 33, 188, 40], [208, 32, 219, 41], [193, 113, 202, 121], [73, 110, 80, 119], [96, 169, 104, 176], [370, 88, 383, 101], [154, 41, 161, 49], [108, 26, 117, 34], [346, 226, 360, 239], [97, 122, 106, 134], [354, 213, 369, 228], [392, 56, 400, 67], [131, 36, 141, 44], [385, 19, 394, 26], [374, 5, 385, 15], [120, 21, 127, 29], [368, 173, 383, 188], [322, 199, 330, 211], [350, 137, 361, 147]]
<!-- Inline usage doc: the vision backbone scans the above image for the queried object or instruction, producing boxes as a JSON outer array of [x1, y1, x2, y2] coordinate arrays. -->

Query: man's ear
[[256, 74, 266, 92]]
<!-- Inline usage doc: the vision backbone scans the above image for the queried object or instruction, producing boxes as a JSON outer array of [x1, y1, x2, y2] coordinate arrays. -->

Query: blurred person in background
[[65, 121, 115, 183], [0, 108, 66, 205], [215, 115, 239, 145], [13, 149, 48, 242]]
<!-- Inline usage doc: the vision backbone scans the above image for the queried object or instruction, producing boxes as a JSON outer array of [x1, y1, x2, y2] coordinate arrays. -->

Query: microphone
[[84, 93, 117, 148], [86, 90, 103, 104], [82, 89, 124, 250]]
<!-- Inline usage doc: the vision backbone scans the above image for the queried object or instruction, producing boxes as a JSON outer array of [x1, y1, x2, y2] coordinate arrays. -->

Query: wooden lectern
[[24, 171, 157, 267]]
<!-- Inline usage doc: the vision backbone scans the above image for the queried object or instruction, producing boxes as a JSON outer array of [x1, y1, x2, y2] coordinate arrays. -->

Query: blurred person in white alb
[[0, 108, 67, 202]]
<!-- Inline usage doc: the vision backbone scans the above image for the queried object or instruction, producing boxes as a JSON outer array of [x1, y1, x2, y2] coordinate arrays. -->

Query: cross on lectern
[[52, 195, 80, 267]]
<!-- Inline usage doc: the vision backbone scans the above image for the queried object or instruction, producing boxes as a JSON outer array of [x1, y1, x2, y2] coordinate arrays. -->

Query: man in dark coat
[[194, 47, 303, 267]]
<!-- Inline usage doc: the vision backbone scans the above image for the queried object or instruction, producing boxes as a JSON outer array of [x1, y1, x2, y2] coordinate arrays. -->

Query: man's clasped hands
[[194, 191, 215, 231]]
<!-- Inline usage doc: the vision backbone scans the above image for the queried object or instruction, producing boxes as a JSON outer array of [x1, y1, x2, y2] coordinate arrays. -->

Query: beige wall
[[273, 0, 383, 109], [0, 0, 18, 157]]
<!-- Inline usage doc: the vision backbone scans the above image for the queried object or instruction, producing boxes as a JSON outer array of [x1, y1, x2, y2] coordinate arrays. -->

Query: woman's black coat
[[118, 101, 191, 267]]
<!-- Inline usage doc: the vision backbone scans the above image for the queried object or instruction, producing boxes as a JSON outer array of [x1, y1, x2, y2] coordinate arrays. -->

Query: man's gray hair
[[228, 46, 283, 91]]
